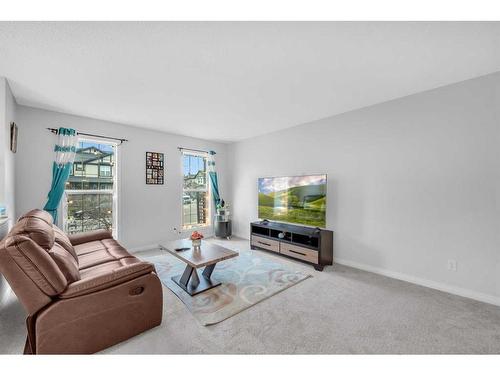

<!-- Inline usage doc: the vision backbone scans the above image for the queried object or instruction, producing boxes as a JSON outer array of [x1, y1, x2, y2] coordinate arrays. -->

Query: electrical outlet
[[447, 259, 457, 272]]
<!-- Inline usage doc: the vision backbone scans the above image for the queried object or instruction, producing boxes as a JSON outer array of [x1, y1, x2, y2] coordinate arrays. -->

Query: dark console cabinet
[[250, 221, 333, 271]]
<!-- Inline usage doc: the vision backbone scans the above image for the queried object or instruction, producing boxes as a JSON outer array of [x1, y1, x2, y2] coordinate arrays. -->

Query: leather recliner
[[0, 209, 163, 354]]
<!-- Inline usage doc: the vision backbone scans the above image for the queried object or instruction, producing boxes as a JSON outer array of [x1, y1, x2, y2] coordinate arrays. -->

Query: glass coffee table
[[160, 239, 239, 296]]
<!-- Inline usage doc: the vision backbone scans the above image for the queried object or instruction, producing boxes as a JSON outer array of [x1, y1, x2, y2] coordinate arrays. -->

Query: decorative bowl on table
[[190, 231, 204, 249]]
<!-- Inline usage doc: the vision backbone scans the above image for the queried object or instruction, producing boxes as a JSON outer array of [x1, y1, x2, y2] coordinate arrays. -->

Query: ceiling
[[1, 22, 499, 143]]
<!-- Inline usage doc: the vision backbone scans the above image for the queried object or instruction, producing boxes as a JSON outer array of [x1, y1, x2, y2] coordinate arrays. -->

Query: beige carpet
[[1, 237, 500, 354]]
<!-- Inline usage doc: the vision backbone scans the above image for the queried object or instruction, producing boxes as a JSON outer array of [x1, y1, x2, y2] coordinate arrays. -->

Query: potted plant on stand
[[214, 199, 232, 239]]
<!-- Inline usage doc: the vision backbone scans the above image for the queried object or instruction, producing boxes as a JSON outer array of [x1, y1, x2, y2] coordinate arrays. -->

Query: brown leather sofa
[[0, 209, 163, 354]]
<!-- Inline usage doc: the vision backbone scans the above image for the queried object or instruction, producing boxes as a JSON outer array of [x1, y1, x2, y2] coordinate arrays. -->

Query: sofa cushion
[[60, 259, 155, 299], [76, 238, 134, 270], [68, 229, 113, 246], [74, 240, 107, 256], [18, 208, 54, 224], [10, 209, 55, 250], [52, 225, 78, 264], [48, 242, 81, 283], [4, 235, 68, 295], [79, 257, 149, 279]]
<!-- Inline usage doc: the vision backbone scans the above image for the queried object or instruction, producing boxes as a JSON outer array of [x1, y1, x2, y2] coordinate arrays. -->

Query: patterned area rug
[[152, 250, 311, 326]]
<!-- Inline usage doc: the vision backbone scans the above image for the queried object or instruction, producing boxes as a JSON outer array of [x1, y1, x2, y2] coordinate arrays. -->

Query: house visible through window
[[62, 139, 118, 234], [99, 165, 111, 177], [182, 151, 209, 229]]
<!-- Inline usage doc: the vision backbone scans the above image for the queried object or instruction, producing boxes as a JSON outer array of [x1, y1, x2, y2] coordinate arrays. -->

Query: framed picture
[[146, 152, 164, 184], [10, 122, 18, 153]]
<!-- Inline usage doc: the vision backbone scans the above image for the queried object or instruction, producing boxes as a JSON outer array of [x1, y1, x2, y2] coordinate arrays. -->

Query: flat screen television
[[258, 174, 327, 228]]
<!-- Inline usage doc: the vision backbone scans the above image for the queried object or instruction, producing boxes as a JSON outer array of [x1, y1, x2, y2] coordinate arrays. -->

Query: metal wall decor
[[146, 152, 164, 184]]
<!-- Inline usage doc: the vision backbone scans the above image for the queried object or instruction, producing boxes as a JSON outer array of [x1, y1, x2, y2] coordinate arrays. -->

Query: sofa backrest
[[0, 209, 80, 314]]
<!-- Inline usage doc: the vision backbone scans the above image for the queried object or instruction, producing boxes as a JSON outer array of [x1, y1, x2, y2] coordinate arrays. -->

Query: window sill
[[181, 224, 211, 232]]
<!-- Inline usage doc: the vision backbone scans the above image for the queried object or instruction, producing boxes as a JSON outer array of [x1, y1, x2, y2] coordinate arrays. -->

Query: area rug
[[152, 250, 311, 326]]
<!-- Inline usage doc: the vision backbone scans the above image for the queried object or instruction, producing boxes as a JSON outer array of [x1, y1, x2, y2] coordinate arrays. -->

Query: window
[[182, 151, 209, 229], [99, 165, 111, 177], [62, 139, 118, 235]]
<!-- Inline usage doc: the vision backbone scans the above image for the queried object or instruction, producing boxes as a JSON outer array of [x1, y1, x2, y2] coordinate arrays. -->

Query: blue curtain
[[208, 151, 220, 208], [43, 127, 78, 222]]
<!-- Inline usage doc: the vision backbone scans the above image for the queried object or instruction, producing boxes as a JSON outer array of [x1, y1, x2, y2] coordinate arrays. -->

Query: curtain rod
[[46, 128, 128, 144], [178, 147, 215, 155]]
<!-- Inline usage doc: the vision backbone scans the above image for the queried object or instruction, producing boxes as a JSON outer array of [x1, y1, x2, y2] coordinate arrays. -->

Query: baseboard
[[334, 257, 500, 307], [233, 231, 249, 240]]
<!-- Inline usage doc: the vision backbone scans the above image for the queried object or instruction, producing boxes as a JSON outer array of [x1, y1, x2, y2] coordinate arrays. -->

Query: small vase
[[192, 239, 201, 248]]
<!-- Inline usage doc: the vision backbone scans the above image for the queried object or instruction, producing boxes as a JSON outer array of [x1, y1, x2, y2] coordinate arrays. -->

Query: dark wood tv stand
[[250, 221, 333, 271]]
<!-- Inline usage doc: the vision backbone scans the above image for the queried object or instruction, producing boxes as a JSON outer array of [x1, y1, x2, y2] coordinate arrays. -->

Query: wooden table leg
[[178, 264, 194, 288], [172, 263, 221, 296], [190, 268, 200, 288], [202, 263, 216, 279]]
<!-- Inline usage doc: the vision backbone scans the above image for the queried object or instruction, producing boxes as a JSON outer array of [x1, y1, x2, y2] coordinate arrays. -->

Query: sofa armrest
[[59, 261, 155, 298], [68, 229, 113, 246]]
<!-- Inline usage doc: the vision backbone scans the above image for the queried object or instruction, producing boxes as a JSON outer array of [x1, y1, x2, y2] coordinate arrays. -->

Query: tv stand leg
[[313, 264, 324, 271]]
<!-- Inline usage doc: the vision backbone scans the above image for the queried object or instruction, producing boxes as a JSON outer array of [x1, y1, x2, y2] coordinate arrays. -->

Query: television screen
[[258, 174, 327, 228]]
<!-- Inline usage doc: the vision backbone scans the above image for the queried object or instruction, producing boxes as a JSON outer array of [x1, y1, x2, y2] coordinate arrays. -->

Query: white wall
[[3, 81, 16, 223], [0, 77, 17, 304], [15, 106, 230, 250], [0, 77, 17, 220], [229, 72, 500, 304]]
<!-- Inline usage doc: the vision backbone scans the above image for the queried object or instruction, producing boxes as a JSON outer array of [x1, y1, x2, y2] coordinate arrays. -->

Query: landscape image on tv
[[258, 174, 327, 228]]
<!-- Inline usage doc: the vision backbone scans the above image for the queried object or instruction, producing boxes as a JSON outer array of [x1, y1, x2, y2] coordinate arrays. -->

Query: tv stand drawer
[[251, 235, 280, 253], [280, 243, 318, 264]]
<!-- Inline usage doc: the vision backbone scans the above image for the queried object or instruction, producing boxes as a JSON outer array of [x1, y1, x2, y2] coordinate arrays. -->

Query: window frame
[[99, 164, 112, 177], [181, 150, 210, 230], [59, 136, 120, 238]]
